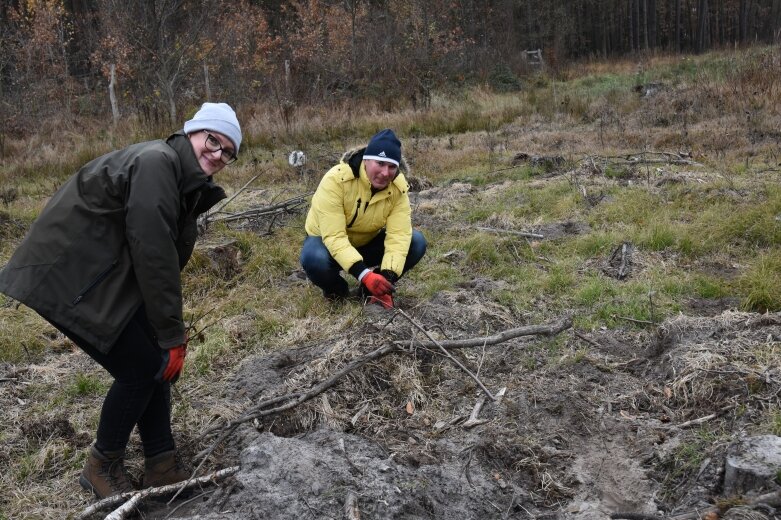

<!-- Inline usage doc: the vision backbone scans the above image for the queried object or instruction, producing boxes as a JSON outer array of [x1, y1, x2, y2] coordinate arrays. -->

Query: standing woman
[[0, 103, 241, 498]]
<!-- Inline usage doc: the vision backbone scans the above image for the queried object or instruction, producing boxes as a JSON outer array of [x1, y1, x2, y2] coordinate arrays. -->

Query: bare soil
[[131, 296, 781, 520]]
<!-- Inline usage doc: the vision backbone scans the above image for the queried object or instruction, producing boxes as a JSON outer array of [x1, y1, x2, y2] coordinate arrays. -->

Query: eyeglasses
[[203, 131, 237, 165]]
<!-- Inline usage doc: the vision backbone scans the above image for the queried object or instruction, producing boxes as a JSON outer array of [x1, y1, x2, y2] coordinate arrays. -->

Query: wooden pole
[[109, 64, 119, 127]]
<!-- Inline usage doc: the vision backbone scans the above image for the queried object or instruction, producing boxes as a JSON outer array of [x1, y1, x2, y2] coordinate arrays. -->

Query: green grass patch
[[692, 274, 731, 299], [67, 373, 106, 397], [576, 275, 618, 307], [636, 223, 678, 251], [740, 251, 781, 312]]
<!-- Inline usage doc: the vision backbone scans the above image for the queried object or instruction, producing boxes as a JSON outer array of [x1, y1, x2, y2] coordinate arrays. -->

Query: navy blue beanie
[[363, 129, 401, 167]]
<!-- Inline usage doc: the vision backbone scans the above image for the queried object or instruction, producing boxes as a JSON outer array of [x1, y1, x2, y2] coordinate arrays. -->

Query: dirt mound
[[174, 430, 512, 519]]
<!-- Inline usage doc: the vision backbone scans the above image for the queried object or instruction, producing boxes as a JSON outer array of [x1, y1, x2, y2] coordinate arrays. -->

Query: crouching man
[[300, 129, 426, 308]]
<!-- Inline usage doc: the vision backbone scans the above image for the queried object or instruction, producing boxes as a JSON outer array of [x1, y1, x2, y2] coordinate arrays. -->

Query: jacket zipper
[[72, 260, 118, 305], [347, 198, 361, 228]]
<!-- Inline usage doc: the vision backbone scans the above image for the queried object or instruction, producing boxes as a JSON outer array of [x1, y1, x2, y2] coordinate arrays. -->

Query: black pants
[[46, 306, 174, 457]]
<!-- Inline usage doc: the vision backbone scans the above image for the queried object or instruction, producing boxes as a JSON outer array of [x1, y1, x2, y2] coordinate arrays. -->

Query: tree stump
[[724, 435, 781, 496]]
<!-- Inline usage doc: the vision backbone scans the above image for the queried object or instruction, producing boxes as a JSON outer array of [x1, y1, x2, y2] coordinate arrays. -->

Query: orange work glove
[[361, 271, 395, 297], [158, 343, 187, 383]]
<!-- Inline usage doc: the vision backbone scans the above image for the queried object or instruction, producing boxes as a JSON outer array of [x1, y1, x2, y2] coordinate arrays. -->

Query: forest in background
[[0, 0, 780, 139]]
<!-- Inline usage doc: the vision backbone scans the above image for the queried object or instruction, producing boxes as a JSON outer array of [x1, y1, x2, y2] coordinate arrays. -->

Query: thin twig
[[574, 331, 602, 348], [163, 489, 216, 519], [668, 404, 735, 430], [611, 314, 656, 326], [395, 308, 496, 401], [475, 226, 544, 239], [210, 174, 260, 216]]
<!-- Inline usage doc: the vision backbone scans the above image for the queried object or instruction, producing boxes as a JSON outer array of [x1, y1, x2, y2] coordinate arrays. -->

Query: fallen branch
[[475, 226, 544, 239], [393, 316, 572, 349], [74, 466, 238, 519], [668, 404, 735, 430], [462, 395, 489, 428], [344, 490, 361, 520], [463, 387, 507, 428]]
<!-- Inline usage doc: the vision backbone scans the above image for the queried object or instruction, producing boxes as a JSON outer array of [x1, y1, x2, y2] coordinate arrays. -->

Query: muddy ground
[[128, 290, 781, 520]]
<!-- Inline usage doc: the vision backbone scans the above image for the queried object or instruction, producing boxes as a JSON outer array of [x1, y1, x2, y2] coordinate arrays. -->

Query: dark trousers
[[300, 229, 427, 297], [46, 306, 174, 457]]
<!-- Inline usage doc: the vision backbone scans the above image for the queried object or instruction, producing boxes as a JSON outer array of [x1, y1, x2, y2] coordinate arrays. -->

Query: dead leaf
[[664, 386, 672, 399], [405, 401, 414, 414], [620, 410, 635, 420]]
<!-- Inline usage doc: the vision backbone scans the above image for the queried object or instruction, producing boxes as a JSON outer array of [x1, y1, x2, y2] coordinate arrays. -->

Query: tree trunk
[[109, 63, 120, 126], [740, 0, 749, 42], [687, 0, 696, 50], [697, 0, 709, 52], [203, 63, 210, 100], [643, 0, 649, 49], [675, 0, 682, 51], [648, 0, 657, 48], [771, 0, 781, 42], [165, 81, 176, 125]]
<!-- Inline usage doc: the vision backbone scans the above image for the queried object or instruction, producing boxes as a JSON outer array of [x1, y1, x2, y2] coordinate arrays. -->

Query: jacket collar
[[167, 131, 210, 194]]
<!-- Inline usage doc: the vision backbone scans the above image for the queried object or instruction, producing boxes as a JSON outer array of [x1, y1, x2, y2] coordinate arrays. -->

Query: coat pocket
[[72, 259, 118, 305]]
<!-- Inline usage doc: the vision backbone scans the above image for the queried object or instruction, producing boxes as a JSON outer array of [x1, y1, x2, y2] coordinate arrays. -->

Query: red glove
[[369, 294, 394, 309], [362, 271, 395, 297], [159, 343, 187, 382]]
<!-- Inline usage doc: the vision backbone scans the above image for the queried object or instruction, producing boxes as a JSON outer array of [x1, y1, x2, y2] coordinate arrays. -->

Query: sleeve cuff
[[348, 261, 368, 280]]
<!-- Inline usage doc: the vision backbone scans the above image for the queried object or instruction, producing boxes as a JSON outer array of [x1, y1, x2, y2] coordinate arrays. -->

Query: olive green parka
[[0, 132, 225, 353]]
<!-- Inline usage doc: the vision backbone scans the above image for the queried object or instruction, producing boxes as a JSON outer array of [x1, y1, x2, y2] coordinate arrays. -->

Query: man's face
[[364, 159, 398, 190]]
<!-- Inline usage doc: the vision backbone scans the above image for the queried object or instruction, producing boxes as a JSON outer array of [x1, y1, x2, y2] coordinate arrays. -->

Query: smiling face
[[364, 159, 399, 190], [188, 130, 235, 176]]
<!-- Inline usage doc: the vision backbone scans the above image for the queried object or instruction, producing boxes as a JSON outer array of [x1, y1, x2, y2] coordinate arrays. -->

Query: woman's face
[[188, 130, 236, 176]]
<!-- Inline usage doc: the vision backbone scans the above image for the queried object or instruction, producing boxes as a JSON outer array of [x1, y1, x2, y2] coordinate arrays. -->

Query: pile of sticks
[[198, 174, 311, 234]]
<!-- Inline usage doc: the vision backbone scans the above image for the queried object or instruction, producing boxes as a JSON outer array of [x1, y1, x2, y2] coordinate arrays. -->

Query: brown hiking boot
[[142, 450, 191, 489], [79, 446, 135, 499]]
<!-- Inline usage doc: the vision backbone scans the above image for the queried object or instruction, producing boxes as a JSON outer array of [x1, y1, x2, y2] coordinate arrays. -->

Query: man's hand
[[157, 343, 187, 383], [369, 294, 394, 309], [362, 271, 395, 297]]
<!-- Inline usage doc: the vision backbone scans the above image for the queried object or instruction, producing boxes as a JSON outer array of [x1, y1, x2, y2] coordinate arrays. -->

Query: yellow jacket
[[305, 152, 412, 277]]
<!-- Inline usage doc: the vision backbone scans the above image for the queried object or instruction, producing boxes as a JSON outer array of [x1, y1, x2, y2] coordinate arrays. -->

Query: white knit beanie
[[183, 102, 242, 153]]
